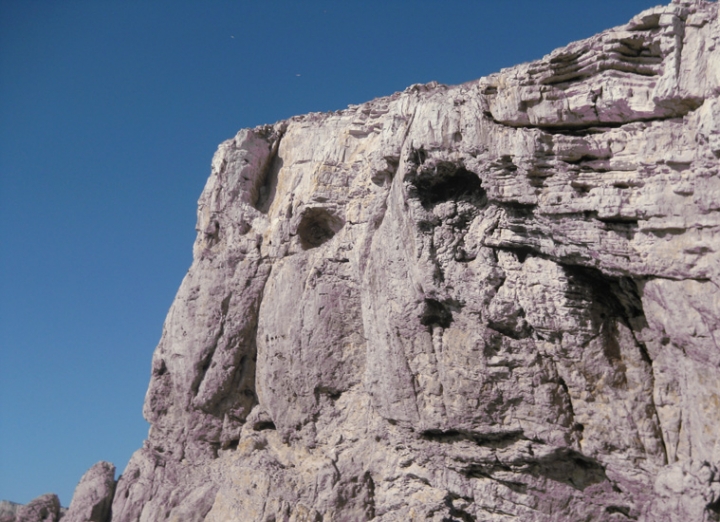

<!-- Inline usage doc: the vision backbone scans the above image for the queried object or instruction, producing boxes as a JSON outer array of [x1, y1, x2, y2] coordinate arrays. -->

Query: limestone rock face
[[111, 1, 720, 520], [13, 494, 60, 522], [63, 461, 116, 522]]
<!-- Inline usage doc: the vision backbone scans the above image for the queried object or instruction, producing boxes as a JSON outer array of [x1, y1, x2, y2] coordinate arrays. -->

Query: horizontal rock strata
[[102, 1, 720, 520]]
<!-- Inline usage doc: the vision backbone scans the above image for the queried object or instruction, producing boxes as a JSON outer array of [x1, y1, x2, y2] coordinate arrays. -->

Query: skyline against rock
[[4, 1, 720, 520]]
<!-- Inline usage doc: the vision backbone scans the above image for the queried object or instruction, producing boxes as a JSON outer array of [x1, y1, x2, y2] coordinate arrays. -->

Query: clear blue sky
[[1, 0, 665, 506]]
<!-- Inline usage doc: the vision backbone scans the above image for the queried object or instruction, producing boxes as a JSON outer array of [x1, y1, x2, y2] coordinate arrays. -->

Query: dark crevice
[[363, 472, 376, 520], [296, 208, 344, 249], [564, 154, 607, 165], [314, 386, 343, 401], [454, 243, 477, 263], [421, 429, 525, 449], [203, 220, 220, 247], [420, 299, 453, 329], [596, 215, 639, 225], [490, 155, 518, 173], [421, 429, 462, 441], [514, 247, 532, 263], [220, 294, 231, 317], [707, 496, 720, 515], [152, 359, 168, 377], [493, 200, 537, 219], [492, 244, 539, 264], [605, 505, 634, 519], [647, 227, 686, 238], [407, 164, 487, 211], [255, 130, 284, 213], [546, 348, 587, 441], [487, 316, 534, 340], [531, 448, 608, 491], [489, 111, 691, 135], [557, 376, 576, 426], [444, 494, 477, 522], [408, 145, 427, 166], [600, 220, 638, 240], [636, 341, 653, 366], [548, 127, 613, 137], [462, 466, 528, 495], [561, 265, 644, 326]]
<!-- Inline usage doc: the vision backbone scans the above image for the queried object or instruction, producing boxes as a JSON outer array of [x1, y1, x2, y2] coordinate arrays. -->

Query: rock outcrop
[[12, 494, 60, 522], [62, 462, 116, 522], [103, 1, 720, 520], [0, 501, 21, 522]]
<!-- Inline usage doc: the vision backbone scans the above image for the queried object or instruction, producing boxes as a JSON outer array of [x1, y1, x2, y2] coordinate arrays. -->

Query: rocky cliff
[[38, 1, 720, 520]]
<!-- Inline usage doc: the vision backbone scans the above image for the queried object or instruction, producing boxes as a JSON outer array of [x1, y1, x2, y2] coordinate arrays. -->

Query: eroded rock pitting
[[98, 1, 720, 520]]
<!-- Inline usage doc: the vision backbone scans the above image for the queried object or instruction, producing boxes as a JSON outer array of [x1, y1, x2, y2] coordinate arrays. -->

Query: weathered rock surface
[[0, 501, 21, 522], [12, 494, 60, 522], [62, 462, 116, 522], [107, 1, 720, 520]]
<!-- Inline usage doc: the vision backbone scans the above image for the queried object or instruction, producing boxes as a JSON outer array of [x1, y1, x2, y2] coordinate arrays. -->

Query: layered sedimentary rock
[[108, 1, 720, 520]]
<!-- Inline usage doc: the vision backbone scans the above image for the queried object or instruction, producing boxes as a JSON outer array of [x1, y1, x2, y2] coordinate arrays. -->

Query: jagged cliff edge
[[16, 1, 720, 521]]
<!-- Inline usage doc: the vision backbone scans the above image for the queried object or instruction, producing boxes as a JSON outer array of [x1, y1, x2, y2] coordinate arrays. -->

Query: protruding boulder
[[14, 494, 60, 522], [63, 462, 115, 522]]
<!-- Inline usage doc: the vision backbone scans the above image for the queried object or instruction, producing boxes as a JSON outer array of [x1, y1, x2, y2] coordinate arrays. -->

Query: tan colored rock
[[111, 1, 720, 520]]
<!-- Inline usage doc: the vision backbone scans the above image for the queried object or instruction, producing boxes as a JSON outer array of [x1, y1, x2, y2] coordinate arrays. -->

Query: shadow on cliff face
[[407, 163, 488, 211], [364, 144, 666, 489], [461, 448, 609, 492], [562, 264, 645, 332], [254, 130, 284, 213], [296, 207, 345, 249], [404, 147, 487, 220], [529, 448, 609, 491]]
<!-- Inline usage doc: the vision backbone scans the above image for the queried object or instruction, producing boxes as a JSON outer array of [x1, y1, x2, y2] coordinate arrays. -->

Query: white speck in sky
[[296, 74, 301, 77]]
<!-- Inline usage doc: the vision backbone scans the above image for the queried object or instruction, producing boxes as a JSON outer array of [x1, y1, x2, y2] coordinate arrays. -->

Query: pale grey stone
[[63, 461, 115, 522], [109, 1, 720, 520], [14, 494, 60, 522], [0, 501, 21, 522]]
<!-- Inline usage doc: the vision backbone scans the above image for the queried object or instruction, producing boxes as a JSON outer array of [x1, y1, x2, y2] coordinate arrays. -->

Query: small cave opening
[[254, 421, 276, 431], [224, 439, 240, 450], [420, 298, 453, 329], [562, 265, 644, 326], [408, 164, 487, 210], [296, 208, 344, 249]]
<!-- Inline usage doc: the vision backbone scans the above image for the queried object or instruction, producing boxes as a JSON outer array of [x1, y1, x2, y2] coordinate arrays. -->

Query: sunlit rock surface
[[106, 1, 720, 520], [10, 494, 61, 522], [62, 462, 116, 522]]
